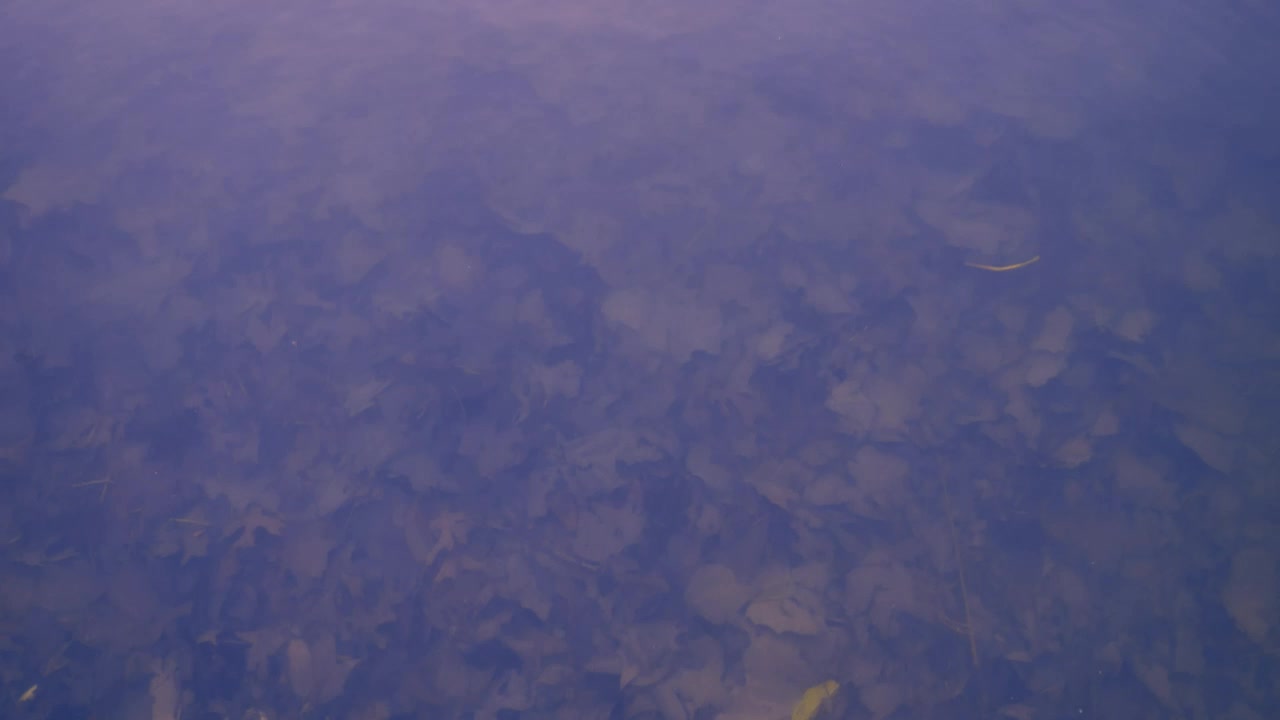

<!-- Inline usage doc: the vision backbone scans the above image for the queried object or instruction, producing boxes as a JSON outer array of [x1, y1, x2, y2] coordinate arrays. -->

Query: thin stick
[[941, 467, 985, 712]]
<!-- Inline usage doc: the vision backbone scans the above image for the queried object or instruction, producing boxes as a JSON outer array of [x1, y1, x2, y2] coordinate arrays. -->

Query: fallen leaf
[[1222, 547, 1279, 644], [746, 587, 824, 636], [791, 680, 838, 720], [686, 564, 751, 624], [232, 505, 285, 550]]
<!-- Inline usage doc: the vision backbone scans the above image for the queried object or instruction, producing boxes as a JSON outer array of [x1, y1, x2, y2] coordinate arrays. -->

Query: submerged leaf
[[791, 680, 838, 720]]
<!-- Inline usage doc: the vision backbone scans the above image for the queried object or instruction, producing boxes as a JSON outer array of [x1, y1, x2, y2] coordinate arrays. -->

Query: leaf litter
[[1, 2, 1278, 719]]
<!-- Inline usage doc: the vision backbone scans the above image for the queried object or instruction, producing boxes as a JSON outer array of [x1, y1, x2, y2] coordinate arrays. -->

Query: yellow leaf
[[791, 680, 838, 720]]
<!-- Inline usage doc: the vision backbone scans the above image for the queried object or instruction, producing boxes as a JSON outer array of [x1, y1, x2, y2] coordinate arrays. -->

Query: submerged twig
[[941, 466, 985, 713]]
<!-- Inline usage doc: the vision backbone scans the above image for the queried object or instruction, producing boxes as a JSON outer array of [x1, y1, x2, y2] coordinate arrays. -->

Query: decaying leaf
[[570, 499, 645, 564], [1222, 547, 1279, 645], [686, 564, 752, 625], [344, 378, 392, 416], [1173, 423, 1235, 473], [746, 585, 825, 636], [148, 659, 181, 720], [846, 551, 930, 635], [401, 507, 471, 568], [232, 505, 285, 550], [280, 520, 335, 582], [1052, 436, 1093, 468], [286, 634, 359, 704], [601, 287, 724, 361], [1032, 306, 1075, 355]]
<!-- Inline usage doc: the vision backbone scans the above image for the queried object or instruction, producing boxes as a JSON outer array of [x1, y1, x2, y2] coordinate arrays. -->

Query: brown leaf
[[232, 505, 285, 550], [686, 564, 751, 625], [1222, 547, 1279, 644]]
